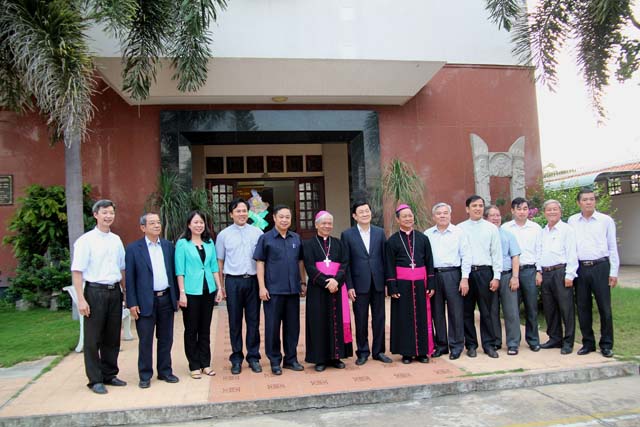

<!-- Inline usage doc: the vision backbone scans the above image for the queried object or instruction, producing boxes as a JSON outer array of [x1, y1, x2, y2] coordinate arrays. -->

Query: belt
[[86, 281, 120, 290], [226, 274, 256, 279], [542, 264, 566, 273], [470, 265, 492, 272], [520, 264, 536, 270], [154, 289, 169, 297], [579, 257, 609, 267], [502, 269, 512, 274], [434, 266, 461, 273]]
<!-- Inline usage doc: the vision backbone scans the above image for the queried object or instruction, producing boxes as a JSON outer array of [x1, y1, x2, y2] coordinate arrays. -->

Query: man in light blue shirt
[[485, 206, 521, 355], [458, 195, 502, 358], [216, 198, 264, 375]]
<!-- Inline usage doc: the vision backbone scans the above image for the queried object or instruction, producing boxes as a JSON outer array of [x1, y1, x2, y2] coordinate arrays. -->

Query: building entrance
[[207, 177, 325, 239]]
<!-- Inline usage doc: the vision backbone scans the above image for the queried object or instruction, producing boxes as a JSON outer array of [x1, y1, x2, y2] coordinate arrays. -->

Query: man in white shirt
[[458, 195, 502, 359], [501, 197, 543, 352], [538, 200, 578, 355], [425, 202, 471, 360], [568, 188, 619, 358], [71, 200, 126, 394]]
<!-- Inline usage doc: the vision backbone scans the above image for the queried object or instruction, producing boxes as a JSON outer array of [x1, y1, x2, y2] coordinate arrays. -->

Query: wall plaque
[[0, 175, 13, 205]]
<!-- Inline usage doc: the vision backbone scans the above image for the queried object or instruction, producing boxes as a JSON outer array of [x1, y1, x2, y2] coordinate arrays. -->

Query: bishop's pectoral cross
[[410, 262, 416, 270], [324, 257, 332, 268]]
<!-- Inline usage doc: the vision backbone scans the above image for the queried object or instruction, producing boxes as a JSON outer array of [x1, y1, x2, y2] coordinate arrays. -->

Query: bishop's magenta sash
[[395, 266, 434, 356], [315, 261, 353, 344]]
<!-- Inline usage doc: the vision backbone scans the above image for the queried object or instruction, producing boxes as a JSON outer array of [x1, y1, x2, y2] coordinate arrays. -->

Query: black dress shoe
[[507, 347, 519, 356], [158, 374, 179, 383], [432, 349, 448, 358], [401, 356, 412, 364], [373, 353, 393, 363], [231, 363, 242, 375], [90, 383, 108, 394], [449, 352, 461, 360], [315, 364, 326, 372], [494, 345, 502, 351], [467, 348, 477, 358], [355, 356, 368, 366], [416, 355, 429, 363], [105, 377, 127, 386], [332, 360, 346, 369], [540, 341, 562, 349], [561, 346, 573, 355], [601, 348, 614, 358], [485, 348, 499, 358], [529, 344, 541, 352], [271, 366, 282, 375], [577, 346, 595, 356], [138, 380, 151, 389], [283, 361, 304, 371], [249, 361, 262, 373]]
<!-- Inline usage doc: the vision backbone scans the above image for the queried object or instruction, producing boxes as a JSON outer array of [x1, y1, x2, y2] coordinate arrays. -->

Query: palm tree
[[0, 0, 227, 255]]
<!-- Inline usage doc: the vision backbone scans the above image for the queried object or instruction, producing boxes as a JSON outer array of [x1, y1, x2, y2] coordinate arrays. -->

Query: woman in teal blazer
[[175, 210, 222, 379]]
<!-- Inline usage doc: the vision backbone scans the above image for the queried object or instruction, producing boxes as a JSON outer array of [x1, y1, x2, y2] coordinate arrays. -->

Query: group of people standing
[[71, 187, 618, 395]]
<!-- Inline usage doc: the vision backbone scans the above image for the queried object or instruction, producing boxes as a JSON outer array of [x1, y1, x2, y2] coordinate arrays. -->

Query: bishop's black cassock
[[302, 235, 353, 364], [385, 229, 435, 357]]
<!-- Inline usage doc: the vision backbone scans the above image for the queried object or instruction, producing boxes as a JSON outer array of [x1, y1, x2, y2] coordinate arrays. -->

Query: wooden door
[[296, 177, 325, 240]]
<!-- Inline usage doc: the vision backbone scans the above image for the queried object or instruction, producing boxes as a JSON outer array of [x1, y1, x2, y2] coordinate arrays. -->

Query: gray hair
[[92, 199, 115, 214], [139, 212, 161, 226], [543, 199, 562, 211], [483, 204, 500, 218], [431, 202, 452, 216]]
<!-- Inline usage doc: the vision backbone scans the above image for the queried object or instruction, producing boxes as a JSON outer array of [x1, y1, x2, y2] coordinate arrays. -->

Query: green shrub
[[7, 249, 72, 310], [3, 184, 94, 308], [527, 183, 613, 227]]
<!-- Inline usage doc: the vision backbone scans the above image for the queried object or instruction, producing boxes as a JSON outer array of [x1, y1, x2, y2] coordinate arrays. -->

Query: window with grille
[[209, 183, 234, 230], [607, 177, 622, 195], [298, 181, 321, 230], [631, 174, 640, 193]]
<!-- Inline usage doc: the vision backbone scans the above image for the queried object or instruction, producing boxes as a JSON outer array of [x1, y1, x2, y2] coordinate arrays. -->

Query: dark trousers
[[353, 283, 386, 359], [263, 294, 300, 366], [83, 285, 122, 386], [464, 268, 498, 352], [575, 261, 613, 350], [182, 290, 216, 371], [225, 276, 261, 364], [541, 268, 575, 347], [518, 267, 541, 346], [135, 293, 174, 381], [433, 269, 464, 354]]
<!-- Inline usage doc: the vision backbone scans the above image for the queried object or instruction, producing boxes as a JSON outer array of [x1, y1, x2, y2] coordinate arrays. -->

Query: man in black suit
[[126, 213, 180, 388], [341, 200, 392, 365]]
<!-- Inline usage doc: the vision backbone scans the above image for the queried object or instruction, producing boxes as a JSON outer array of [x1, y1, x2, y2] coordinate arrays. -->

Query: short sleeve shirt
[[71, 227, 125, 284], [499, 228, 521, 271], [253, 228, 303, 295]]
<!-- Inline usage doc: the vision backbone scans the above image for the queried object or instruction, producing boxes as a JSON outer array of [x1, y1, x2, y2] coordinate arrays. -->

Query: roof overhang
[[93, 57, 445, 106]]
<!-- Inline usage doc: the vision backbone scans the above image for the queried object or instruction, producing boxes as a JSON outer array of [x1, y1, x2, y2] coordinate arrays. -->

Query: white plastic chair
[[63, 285, 134, 353]]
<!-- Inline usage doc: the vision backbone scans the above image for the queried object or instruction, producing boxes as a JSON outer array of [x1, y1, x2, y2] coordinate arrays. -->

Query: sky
[[534, 3, 640, 172]]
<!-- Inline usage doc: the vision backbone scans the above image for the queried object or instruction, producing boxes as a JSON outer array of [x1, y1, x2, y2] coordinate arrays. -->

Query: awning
[[94, 57, 445, 106]]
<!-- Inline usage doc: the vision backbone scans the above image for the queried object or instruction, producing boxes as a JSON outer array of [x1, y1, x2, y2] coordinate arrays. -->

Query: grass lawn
[[0, 306, 78, 367], [535, 287, 640, 358]]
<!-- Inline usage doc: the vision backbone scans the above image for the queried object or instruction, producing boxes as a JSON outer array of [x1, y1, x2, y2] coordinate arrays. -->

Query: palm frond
[[169, 0, 227, 92], [381, 159, 430, 231], [0, 0, 95, 142], [485, 0, 522, 31], [120, 0, 173, 101]]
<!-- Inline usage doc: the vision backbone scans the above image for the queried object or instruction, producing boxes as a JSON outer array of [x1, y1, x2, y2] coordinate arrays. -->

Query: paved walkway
[[1, 274, 638, 426]]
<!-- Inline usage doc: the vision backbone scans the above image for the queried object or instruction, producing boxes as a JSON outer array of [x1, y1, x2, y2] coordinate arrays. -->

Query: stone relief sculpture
[[470, 134, 526, 204]]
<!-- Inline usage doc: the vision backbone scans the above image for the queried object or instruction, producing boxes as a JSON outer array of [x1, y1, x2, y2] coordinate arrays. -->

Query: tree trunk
[[65, 134, 84, 260]]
